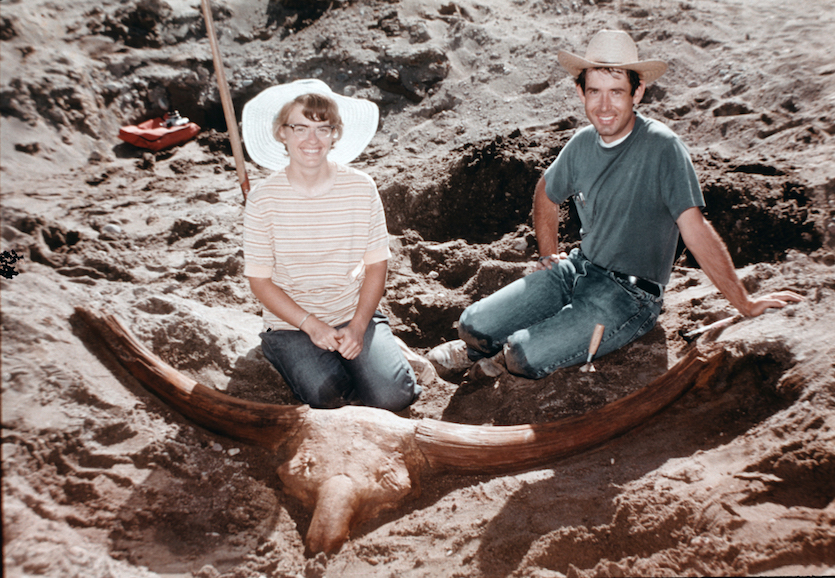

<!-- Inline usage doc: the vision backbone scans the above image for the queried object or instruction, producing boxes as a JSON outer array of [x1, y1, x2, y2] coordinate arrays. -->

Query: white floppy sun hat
[[558, 29, 668, 84], [242, 78, 379, 172]]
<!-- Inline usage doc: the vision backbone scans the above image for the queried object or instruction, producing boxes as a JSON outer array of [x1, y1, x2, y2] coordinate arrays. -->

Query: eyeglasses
[[283, 124, 336, 138]]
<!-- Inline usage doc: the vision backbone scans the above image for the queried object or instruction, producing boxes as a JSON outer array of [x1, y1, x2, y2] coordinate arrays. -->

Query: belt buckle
[[620, 273, 660, 297]]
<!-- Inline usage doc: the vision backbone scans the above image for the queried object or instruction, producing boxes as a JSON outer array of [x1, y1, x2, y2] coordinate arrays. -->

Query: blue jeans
[[458, 249, 663, 379], [260, 312, 421, 411]]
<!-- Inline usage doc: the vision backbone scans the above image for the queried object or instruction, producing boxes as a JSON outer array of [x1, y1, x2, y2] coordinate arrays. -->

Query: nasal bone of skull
[[306, 474, 360, 554]]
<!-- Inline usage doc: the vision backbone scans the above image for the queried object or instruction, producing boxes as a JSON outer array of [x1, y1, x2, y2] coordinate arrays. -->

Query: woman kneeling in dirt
[[241, 79, 421, 411]]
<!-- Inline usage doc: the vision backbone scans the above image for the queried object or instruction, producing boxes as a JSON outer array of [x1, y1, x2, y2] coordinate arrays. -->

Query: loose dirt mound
[[2, 0, 834, 576]]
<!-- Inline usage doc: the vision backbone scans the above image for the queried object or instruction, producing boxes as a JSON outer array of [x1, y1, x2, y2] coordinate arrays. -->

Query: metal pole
[[200, 0, 250, 201]]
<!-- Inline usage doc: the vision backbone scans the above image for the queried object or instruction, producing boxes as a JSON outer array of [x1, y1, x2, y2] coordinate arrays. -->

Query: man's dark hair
[[576, 68, 642, 95]]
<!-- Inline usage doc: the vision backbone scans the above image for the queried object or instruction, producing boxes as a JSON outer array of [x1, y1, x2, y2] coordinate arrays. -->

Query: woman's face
[[277, 104, 336, 170]]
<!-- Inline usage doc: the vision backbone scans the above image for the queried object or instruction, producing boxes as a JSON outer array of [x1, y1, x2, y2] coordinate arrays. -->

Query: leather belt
[[612, 271, 662, 297]]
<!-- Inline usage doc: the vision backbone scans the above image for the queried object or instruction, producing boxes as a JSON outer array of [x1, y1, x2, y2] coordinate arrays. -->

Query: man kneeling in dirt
[[427, 29, 803, 379]]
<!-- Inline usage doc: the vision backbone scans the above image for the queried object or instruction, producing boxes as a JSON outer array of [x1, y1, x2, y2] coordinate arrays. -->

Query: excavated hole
[[694, 170, 823, 266], [667, 341, 801, 453], [383, 130, 566, 244]]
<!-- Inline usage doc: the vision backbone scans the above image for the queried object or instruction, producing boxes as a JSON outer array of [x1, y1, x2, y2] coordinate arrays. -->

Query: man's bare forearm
[[677, 207, 803, 316], [533, 177, 559, 256]]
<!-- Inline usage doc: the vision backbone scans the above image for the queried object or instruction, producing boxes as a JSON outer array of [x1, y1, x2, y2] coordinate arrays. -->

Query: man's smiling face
[[577, 68, 646, 143]]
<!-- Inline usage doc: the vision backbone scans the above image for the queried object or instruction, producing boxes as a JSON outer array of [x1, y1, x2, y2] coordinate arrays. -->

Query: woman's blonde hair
[[272, 93, 344, 146]]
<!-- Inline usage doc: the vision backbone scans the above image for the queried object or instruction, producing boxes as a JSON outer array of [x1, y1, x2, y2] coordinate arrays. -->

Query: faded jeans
[[458, 249, 663, 379], [260, 312, 421, 411]]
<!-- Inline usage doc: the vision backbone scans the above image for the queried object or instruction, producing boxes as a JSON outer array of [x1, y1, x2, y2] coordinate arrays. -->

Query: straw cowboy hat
[[558, 29, 668, 84], [242, 78, 379, 172]]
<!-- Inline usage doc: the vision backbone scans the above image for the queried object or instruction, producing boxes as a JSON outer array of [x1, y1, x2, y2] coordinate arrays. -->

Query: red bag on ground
[[118, 114, 200, 151]]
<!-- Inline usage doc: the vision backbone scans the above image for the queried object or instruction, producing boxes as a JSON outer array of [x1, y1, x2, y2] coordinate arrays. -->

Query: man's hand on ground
[[740, 290, 805, 317]]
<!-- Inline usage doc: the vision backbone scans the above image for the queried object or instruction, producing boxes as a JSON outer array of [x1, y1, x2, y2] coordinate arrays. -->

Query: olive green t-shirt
[[544, 112, 704, 286]]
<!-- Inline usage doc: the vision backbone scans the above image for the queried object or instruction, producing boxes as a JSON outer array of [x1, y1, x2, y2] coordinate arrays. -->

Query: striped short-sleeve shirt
[[243, 164, 391, 330]]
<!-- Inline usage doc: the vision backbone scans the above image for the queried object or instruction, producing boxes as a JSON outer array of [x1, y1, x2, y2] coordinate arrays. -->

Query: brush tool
[[580, 323, 605, 373], [680, 314, 743, 342]]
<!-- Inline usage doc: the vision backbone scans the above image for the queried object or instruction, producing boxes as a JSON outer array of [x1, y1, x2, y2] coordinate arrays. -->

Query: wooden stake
[[200, 0, 250, 201]]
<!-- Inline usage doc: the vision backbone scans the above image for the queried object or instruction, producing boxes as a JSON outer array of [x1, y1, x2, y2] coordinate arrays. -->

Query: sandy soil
[[2, 0, 834, 576]]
